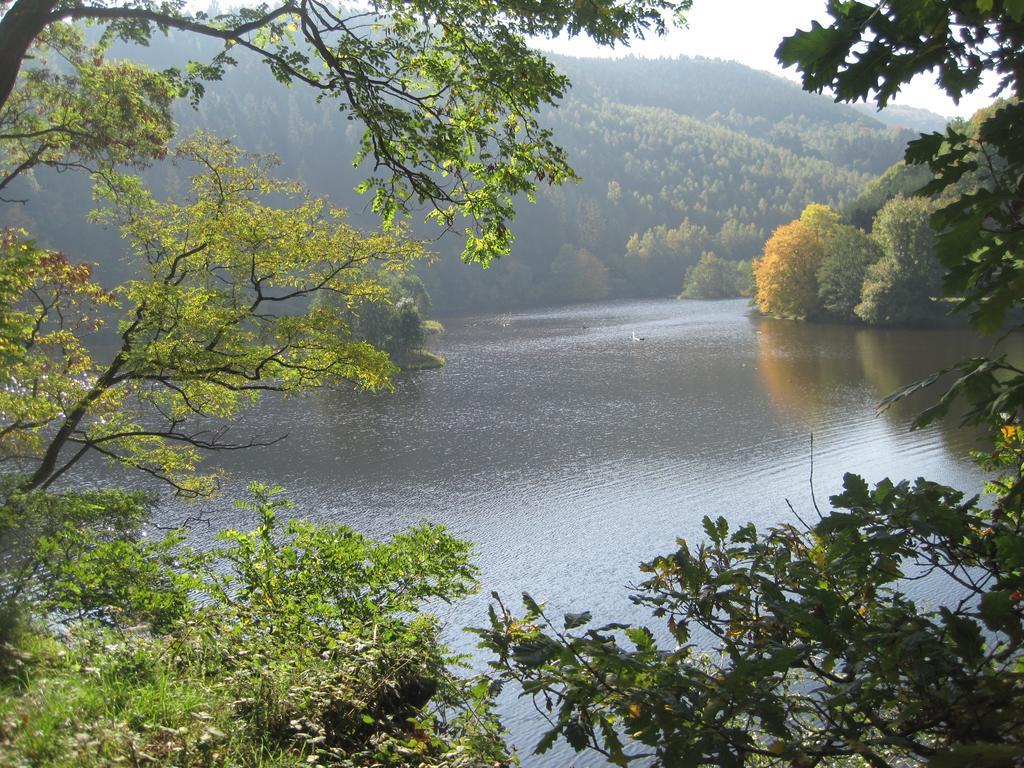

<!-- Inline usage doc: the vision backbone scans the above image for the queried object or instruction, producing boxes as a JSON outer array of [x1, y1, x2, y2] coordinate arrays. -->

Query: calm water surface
[[154, 298, 1010, 763]]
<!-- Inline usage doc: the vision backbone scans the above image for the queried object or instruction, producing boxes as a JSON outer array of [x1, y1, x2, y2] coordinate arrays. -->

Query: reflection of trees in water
[[755, 318, 866, 430], [852, 328, 1024, 456], [756, 317, 1024, 458], [852, 328, 977, 456]]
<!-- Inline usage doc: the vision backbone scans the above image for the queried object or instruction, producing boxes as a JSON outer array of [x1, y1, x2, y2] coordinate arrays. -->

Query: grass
[[0, 490, 511, 767], [398, 350, 446, 371], [421, 320, 445, 336], [0, 613, 507, 766], [0, 627, 259, 767]]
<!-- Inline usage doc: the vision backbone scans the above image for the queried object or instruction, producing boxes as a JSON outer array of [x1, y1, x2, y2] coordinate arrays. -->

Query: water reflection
[[755, 319, 867, 430], [756, 315, 1018, 458]]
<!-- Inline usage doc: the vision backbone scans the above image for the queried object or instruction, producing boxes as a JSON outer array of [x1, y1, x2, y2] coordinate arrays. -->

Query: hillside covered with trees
[[749, 102, 1004, 327], [1, 37, 926, 313]]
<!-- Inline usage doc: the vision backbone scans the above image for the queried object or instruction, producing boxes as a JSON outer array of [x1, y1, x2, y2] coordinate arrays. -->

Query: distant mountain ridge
[[425, 54, 919, 310], [850, 102, 950, 133], [560, 55, 882, 126], [3, 36, 923, 310]]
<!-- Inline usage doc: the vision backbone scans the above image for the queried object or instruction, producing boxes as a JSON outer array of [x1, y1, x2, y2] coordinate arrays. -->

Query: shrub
[[0, 485, 511, 767]]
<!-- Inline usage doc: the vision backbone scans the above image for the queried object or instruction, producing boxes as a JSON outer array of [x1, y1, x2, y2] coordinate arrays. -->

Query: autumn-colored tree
[[753, 218, 824, 319], [798, 202, 842, 240], [476, 6, 1024, 768]]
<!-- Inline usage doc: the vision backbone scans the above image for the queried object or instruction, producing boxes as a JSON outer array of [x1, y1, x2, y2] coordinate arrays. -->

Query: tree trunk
[[28, 354, 123, 491], [0, 0, 57, 114]]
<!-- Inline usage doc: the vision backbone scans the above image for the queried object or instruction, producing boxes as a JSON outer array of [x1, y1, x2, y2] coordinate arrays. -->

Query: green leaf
[[979, 590, 1019, 634], [941, 608, 984, 663], [535, 727, 559, 754], [565, 721, 589, 751], [522, 592, 541, 614], [776, 22, 849, 80], [563, 611, 592, 630], [625, 626, 657, 653], [512, 636, 560, 668]]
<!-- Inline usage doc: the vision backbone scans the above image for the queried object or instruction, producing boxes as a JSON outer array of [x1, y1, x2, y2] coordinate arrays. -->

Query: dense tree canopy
[[752, 192, 945, 327], [1, 32, 915, 312], [678, 251, 749, 299], [843, 161, 933, 231], [856, 195, 942, 325], [0, 0, 690, 263], [816, 221, 881, 320], [778, 0, 1024, 334]]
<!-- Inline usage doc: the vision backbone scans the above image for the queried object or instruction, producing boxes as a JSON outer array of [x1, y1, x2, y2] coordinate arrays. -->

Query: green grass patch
[[421, 319, 445, 335], [399, 350, 446, 371]]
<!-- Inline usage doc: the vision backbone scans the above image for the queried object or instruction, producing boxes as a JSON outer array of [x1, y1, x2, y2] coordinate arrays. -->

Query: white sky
[[530, 0, 1000, 119]]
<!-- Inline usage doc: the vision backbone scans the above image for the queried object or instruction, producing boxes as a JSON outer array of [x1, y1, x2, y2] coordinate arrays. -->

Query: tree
[[734, 259, 754, 297], [0, 0, 690, 263], [475, 6, 1024, 767], [344, 292, 428, 363], [0, 23, 175, 196], [816, 222, 882, 321], [625, 219, 712, 297], [716, 219, 763, 261], [776, 0, 1024, 334], [550, 245, 610, 303], [392, 298, 425, 355], [1, 134, 423, 496], [843, 161, 934, 231], [797, 201, 841, 240], [479, 459, 1024, 768], [856, 195, 942, 325], [753, 218, 823, 319], [679, 250, 738, 299]]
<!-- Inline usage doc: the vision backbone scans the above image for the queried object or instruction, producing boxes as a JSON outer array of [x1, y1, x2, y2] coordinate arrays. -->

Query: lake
[[153, 297, 1009, 762]]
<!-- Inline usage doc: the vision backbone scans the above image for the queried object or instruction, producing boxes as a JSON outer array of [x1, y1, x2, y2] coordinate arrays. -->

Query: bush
[[0, 485, 512, 767], [477, 437, 1024, 768], [0, 479, 180, 635]]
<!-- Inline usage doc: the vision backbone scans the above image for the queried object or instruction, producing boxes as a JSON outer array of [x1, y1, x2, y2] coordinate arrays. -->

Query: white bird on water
[[631, 331, 645, 342]]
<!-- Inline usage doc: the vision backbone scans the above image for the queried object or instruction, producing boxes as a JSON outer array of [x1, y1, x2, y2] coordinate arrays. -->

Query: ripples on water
[[147, 298, 1010, 764]]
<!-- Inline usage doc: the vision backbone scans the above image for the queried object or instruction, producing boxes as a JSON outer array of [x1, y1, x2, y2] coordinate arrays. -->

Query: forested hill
[[3, 39, 922, 312], [555, 56, 916, 175], [428, 55, 917, 310]]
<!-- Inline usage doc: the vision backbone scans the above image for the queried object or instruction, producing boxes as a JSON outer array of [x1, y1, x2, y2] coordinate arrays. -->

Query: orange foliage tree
[[753, 219, 825, 319]]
